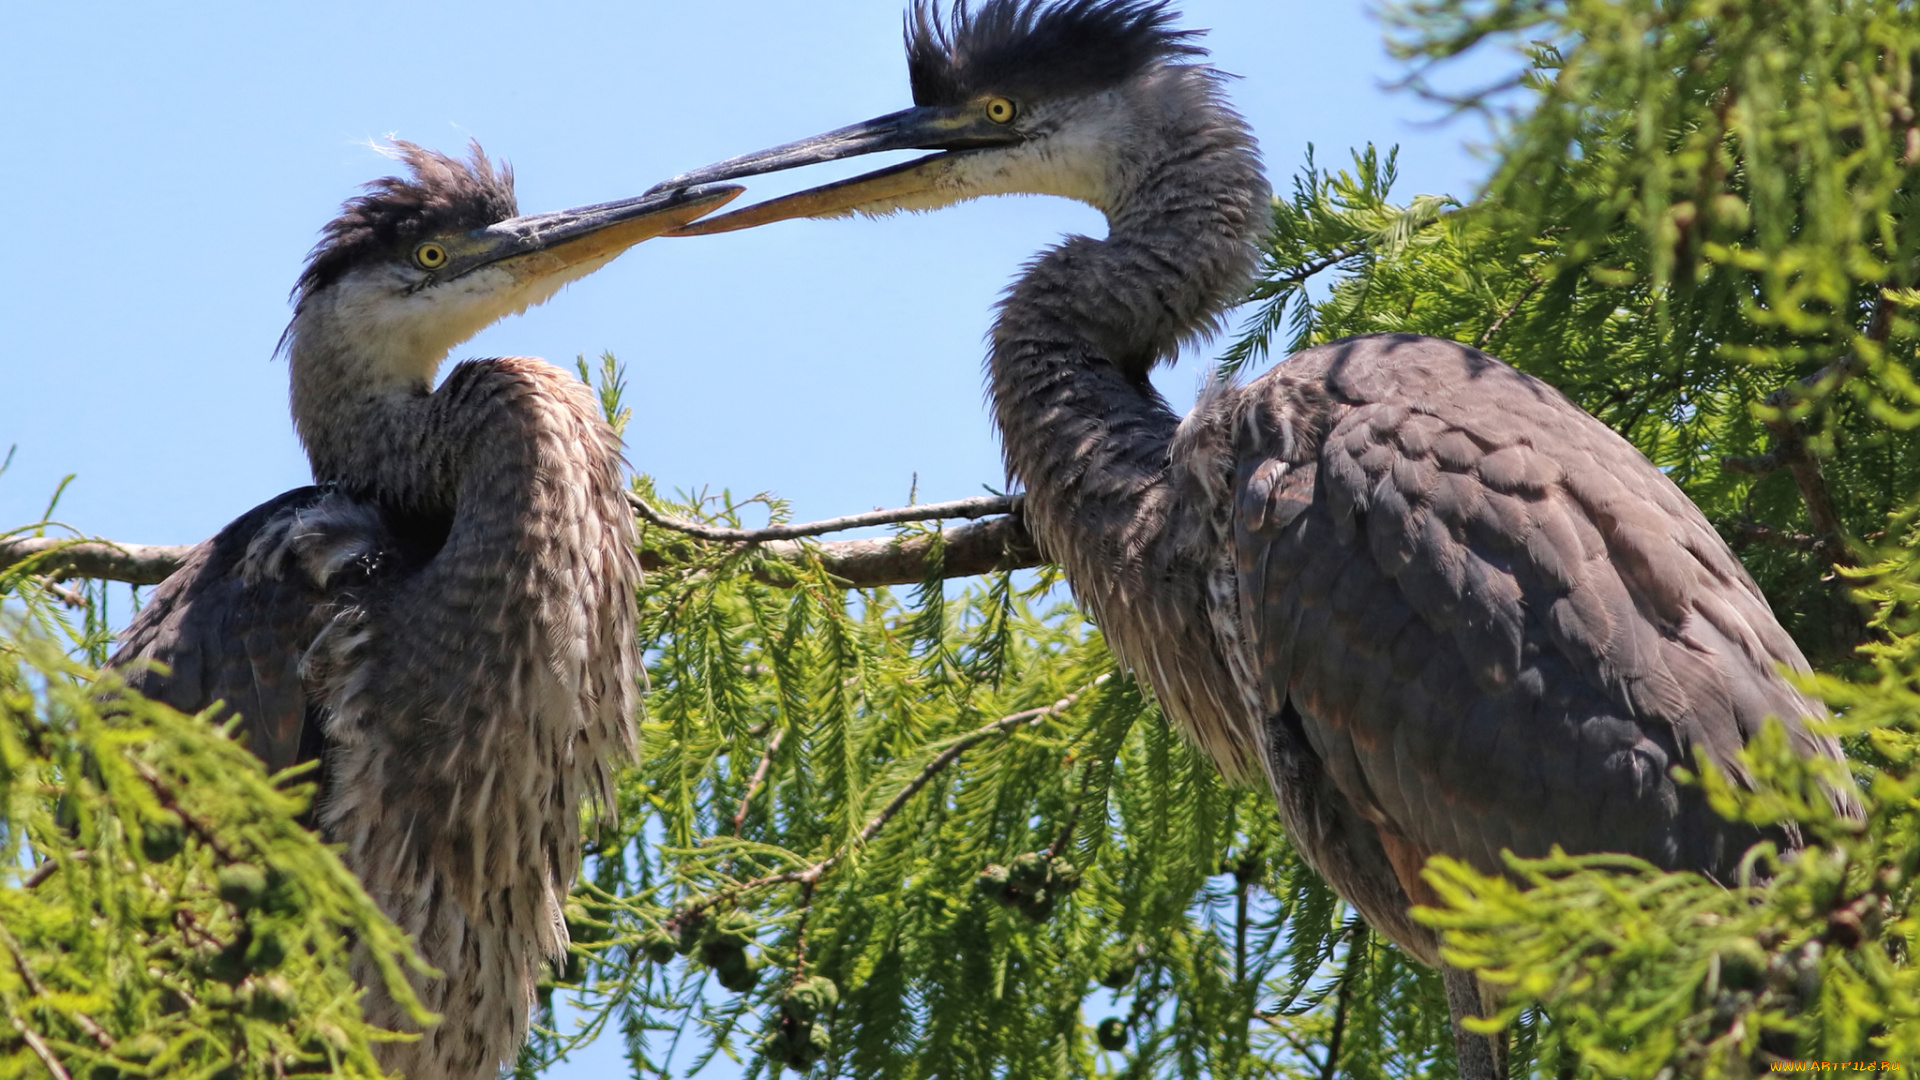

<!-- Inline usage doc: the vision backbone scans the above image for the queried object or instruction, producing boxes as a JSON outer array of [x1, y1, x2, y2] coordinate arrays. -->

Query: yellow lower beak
[[667, 154, 963, 237]]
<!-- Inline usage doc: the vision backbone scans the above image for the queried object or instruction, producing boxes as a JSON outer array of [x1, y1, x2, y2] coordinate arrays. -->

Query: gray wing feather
[[1233, 334, 1854, 886], [112, 487, 399, 775]]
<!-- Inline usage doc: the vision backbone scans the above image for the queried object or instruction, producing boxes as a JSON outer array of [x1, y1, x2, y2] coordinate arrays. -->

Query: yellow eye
[[413, 242, 448, 270], [986, 96, 1016, 124]]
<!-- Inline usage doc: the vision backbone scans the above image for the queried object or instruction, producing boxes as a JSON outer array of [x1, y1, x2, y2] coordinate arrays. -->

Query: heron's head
[[282, 141, 739, 388], [652, 0, 1244, 234]]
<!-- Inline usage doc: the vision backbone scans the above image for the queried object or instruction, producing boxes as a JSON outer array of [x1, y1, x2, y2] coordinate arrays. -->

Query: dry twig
[[1721, 293, 1897, 567], [679, 676, 1108, 920], [0, 537, 189, 587], [629, 492, 1017, 542], [20, 853, 82, 890], [0, 922, 112, 1051], [731, 727, 787, 836], [7, 1011, 69, 1080], [1474, 277, 1542, 349]]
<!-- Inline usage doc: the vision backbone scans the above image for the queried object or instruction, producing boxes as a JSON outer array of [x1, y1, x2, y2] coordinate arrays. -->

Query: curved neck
[[987, 67, 1268, 588], [302, 351, 638, 1079], [283, 273, 481, 503], [290, 341, 421, 496]]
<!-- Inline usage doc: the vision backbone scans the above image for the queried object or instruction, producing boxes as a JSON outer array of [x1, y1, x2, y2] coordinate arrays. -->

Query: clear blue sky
[[1, 2, 1499, 1073], [0, 1, 1497, 548]]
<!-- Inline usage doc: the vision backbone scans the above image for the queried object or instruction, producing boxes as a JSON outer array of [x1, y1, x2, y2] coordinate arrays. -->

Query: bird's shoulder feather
[[111, 486, 417, 775], [1225, 333, 1849, 883]]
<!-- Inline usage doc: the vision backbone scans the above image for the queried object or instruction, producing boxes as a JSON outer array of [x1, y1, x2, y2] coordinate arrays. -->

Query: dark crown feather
[[905, 0, 1204, 107], [293, 141, 517, 300]]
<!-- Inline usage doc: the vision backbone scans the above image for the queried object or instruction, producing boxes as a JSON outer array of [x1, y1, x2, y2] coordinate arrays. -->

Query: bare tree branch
[[0, 537, 192, 587], [1318, 924, 1363, 1080], [846, 679, 1104, 854], [746, 513, 1041, 588], [1727, 293, 1897, 568], [7, 1010, 69, 1080], [0, 922, 111, 1051], [20, 852, 82, 890], [42, 581, 89, 610], [628, 492, 1017, 542], [1720, 449, 1783, 477], [732, 727, 787, 836], [1728, 520, 1821, 553], [1275, 246, 1364, 288], [1473, 276, 1542, 350], [2, 509, 1045, 593], [1756, 406, 1852, 567]]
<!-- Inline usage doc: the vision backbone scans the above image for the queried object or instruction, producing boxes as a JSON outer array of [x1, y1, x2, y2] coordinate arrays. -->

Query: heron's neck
[[286, 319, 454, 506], [987, 74, 1268, 598], [302, 349, 639, 1080]]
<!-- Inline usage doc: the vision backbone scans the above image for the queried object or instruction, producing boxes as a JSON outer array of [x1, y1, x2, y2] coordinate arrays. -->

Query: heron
[[111, 142, 739, 1080], [650, 1, 1859, 1073]]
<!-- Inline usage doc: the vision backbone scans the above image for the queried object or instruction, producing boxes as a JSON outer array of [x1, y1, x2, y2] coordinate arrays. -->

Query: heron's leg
[[1441, 963, 1506, 1080]]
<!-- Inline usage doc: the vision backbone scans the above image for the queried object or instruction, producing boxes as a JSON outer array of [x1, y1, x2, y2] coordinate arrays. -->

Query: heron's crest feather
[[293, 141, 518, 300], [905, 0, 1204, 106]]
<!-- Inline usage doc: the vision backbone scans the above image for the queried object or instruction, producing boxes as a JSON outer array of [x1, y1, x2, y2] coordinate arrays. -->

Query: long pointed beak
[[461, 183, 744, 281], [645, 106, 1019, 237], [672, 154, 976, 236]]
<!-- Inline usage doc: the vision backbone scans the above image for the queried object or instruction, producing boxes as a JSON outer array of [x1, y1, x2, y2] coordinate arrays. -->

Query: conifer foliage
[[515, 461, 1383, 1079], [1266, 0, 1920, 1071], [533, 0, 1920, 1071], [0, 571, 427, 1077]]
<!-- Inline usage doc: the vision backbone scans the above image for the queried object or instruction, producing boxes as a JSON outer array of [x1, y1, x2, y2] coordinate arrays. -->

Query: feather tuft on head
[[293, 141, 518, 300], [905, 0, 1205, 107]]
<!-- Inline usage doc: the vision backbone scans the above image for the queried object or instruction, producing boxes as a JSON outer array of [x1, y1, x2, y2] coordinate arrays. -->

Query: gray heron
[[650, 1, 1859, 1073], [112, 142, 739, 1080]]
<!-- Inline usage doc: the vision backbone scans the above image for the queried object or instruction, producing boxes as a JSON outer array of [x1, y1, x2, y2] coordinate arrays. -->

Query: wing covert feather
[[111, 487, 404, 774], [1230, 334, 1850, 893]]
